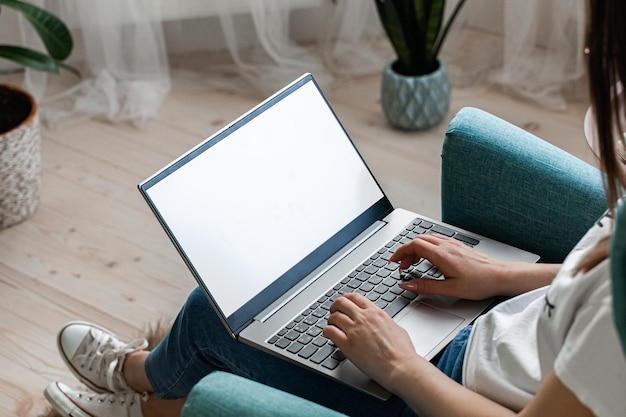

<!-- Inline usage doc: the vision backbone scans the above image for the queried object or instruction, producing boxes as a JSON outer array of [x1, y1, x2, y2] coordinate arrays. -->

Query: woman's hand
[[323, 292, 419, 391], [324, 294, 592, 417], [389, 234, 559, 300]]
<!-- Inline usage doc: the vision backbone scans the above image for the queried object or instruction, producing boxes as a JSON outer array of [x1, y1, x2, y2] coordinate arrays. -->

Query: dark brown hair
[[576, 0, 626, 273], [587, 0, 626, 208]]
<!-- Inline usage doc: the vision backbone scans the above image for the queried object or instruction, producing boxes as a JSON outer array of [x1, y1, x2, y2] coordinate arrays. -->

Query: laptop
[[138, 73, 539, 400]]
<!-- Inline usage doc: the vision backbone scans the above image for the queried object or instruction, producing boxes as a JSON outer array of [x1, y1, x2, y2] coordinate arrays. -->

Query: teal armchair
[[182, 107, 613, 417]]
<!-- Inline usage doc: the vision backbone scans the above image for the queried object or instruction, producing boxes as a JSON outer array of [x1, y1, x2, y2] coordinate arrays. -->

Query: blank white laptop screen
[[144, 80, 384, 320]]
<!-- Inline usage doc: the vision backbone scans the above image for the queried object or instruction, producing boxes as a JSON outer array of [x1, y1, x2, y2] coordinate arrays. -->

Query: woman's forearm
[[387, 356, 516, 417], [497, 262, 561, 296]]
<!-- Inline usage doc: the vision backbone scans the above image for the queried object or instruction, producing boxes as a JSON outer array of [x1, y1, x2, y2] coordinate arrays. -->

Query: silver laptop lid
[[139, 74, 392, 336]]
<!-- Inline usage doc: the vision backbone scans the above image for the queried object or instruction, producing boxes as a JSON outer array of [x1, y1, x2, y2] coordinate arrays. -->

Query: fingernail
[[400, 282, 417, 291]]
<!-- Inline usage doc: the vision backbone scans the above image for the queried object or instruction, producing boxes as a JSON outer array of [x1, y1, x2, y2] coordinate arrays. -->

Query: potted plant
[[374, 0, 467, 130], [0, 0, 76, 230]]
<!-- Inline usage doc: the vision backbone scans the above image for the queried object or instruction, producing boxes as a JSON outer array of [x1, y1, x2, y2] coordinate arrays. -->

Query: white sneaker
[[57, 321, 148, 393], [45, 382, 147, 417]]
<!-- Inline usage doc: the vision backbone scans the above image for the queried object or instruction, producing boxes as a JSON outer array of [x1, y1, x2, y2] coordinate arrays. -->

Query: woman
[[44, 1, 625, 416]]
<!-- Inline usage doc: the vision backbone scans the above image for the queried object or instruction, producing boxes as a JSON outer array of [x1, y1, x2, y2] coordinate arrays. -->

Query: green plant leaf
[[0, 0, 73, 60], [56, 60, 81, 78], [410, 0, 432, 74], [424, 0, 444, 68], [375, 0, 412, 74], [0, 44, 58, 73]]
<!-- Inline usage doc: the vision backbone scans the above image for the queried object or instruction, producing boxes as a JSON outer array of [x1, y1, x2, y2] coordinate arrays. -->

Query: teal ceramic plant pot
[[381, 60, 451, 130]]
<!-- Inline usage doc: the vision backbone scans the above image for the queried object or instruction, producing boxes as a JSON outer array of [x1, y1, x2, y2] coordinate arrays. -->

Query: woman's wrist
[[499, 262, 560, 296], [384, 352, 431, 396]]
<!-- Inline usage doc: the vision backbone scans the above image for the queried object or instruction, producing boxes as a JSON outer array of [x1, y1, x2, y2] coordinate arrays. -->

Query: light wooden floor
[[0, 66, 597, 416]]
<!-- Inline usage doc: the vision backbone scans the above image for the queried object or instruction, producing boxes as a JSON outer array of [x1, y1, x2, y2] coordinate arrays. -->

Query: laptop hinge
[[256, 220, 387, 323]]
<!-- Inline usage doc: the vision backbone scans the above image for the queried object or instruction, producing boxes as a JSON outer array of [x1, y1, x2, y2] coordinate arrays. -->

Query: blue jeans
[[145, 287, 469, 416]]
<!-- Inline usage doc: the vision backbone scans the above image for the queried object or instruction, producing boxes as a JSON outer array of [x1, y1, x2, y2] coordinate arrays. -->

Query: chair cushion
[[182, 372, 346, 417]]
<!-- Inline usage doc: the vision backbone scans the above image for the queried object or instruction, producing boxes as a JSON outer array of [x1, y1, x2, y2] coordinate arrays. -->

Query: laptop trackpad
[[396, 302, 464, 357]]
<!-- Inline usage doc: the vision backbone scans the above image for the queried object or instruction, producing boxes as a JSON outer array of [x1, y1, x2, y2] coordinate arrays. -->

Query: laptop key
[[368, 276, 382, 285], [347, 279, 361, 289], [303, 316, 318, 326], [376, 268, 391, 278], [294, 323, 310, 333], [383, 277, 398, 286], [416, 260, 433, 273], [454, 233, 479, 246], [310, 345, 335, 364], [419, 220, 433, 229], [284, 330, 300, 341], [373, 258, 387, 268], [322, 357, 341, 370], [382, 292, 397, 303], [374, 284, 388, 294], [298, 345, 319, 359], [367, 292, 380, 301], [275, 338, 291, 349], [287, 342, 305, 354], [384, 297, 410, 318], [382, 252, 394, 262], [401, 290, 418, 300], [414, 226, 428, 235], [390, 286, 403, 295], [364, 265, 379, 275], [431, 225, 455, 237], [355, 271, 370, 281], [312, 336, 327, 347], [307, 327, 323, 337]]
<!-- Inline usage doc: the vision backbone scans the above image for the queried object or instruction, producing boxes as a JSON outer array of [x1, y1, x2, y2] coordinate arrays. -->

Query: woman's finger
[[341, 292, 373, 309], [390, 236, 439, 267], [323, 319, 348, 345], [399, 278, 454, 296]]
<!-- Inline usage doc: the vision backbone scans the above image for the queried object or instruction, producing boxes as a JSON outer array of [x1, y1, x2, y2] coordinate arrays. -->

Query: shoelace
[[78, 328, 148, 392], [76, 390, 149, 412]]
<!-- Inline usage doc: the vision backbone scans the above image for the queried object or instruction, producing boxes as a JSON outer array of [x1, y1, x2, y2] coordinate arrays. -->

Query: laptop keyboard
[[267, 217, 479, 371]]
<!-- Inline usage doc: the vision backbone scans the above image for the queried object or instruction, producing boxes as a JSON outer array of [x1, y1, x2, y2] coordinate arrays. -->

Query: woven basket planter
[[0, 84, 41, 230]]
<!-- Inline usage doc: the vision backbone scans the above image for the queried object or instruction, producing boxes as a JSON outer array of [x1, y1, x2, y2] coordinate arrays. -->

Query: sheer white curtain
[[21, 0, 587, 126], [445, 0, 587, 110], [23, 0, 171, 126]]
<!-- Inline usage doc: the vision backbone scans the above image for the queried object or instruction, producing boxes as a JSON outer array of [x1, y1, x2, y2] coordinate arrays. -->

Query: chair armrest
[[441, 107, 606, 263], [182, 372, 346, 417]]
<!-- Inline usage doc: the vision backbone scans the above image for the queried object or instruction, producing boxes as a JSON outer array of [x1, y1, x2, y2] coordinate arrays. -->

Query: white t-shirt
[[464, 214, 626, 416]]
